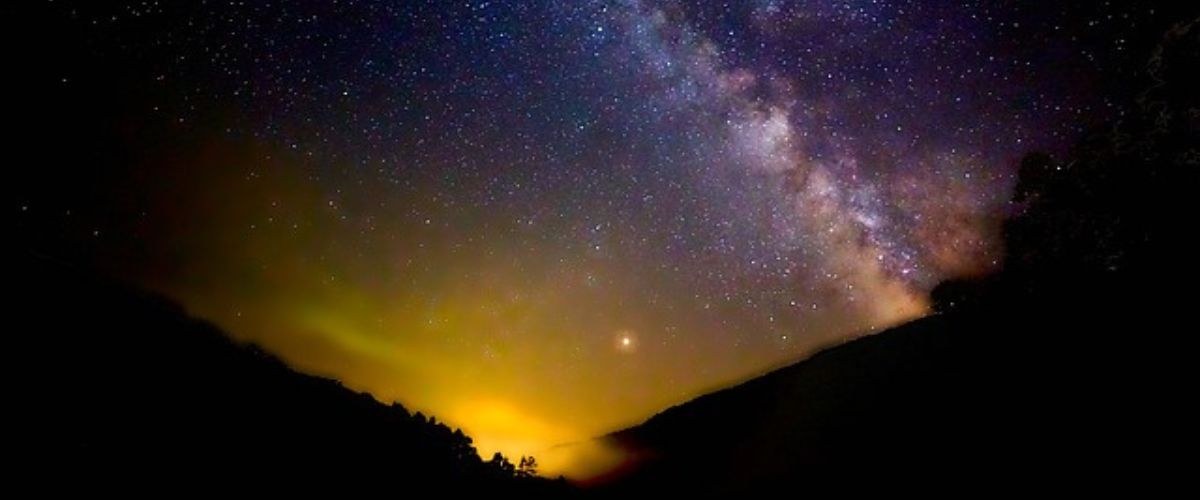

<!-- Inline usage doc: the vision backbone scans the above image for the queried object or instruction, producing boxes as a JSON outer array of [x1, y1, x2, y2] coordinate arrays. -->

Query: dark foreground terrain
[[595, 270, 1185, 493], [11, 253, 570, 495]]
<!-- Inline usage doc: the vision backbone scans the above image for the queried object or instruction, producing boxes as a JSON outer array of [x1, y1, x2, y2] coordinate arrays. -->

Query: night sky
[[12, 1, 1183, 477]]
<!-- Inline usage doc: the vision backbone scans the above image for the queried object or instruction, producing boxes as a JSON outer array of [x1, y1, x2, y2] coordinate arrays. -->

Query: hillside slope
[[596, 272, 1179, 493], [10, 253, 568, 494]]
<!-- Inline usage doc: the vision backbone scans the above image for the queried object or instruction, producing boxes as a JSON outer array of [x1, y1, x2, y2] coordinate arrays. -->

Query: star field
[[13, 0, 1180, 478]]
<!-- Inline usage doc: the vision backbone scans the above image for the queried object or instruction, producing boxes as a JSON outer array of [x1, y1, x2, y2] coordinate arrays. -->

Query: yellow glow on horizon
[[136, 143, 944, 485], [447, 399, 625, 479]]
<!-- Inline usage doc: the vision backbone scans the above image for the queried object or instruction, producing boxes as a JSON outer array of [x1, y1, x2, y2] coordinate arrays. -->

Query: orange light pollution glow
[[127, 139, 934, 479]]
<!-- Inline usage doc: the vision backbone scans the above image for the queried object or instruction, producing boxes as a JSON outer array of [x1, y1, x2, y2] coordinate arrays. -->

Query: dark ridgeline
[[11, 254, 569, 495], [592, 17, 1198, 495]]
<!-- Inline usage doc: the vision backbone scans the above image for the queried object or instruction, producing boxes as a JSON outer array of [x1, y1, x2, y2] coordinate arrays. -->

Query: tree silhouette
[[489, 451, 516, 476], [517, 455, 539, 478]]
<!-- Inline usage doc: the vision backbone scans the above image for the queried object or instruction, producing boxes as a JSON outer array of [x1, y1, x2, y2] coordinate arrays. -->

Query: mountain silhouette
[[593, 271, 1177, 493], [11, 252, 569, 495]]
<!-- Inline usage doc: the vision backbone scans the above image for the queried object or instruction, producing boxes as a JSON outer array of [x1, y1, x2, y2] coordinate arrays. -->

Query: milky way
[[15, 0, 1172, 477]]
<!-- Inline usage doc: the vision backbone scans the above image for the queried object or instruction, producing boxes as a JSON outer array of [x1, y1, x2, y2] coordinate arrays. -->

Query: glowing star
[[616, 331, 636, 352]]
